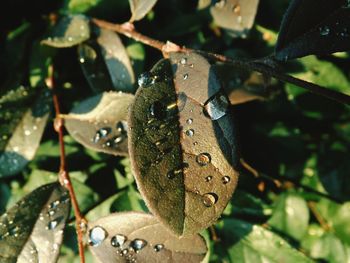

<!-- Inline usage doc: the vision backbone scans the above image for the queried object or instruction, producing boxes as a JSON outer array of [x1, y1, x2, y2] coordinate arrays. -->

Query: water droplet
[[185, 129, 194, 137], [130, 239, 147, 251], [222, 176, 230, 184], [138, 72, 153, 88], [154, 244, 164, 252], [180, 58, 187, 65], [202, 193, 218, 207], [319, 26, 330, 36], [89, 226, 108, 247], [48, 200, 60, 209], [196, 153, 211, 166], [204, 93, 229, 120], [48, 209, 55, 216], [93, 127, 112, 143], [68, 36, 73, 42], [111, 234, 127, 247], [167, 169, 183, 179], [149, 101, 166, 120], [177, 92, 187, 112], [47, 220, 58, 230], [79, 57, 85, 63], [215, 0, 226, 8], [183, 74, 189, 80], [24, 130, 31, 136], [205, 176, 213, 182], [186, 118, 193, 124], [116, 121, 127, 133]]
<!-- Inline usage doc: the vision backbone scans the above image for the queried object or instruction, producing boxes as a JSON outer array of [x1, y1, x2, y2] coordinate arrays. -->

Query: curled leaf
[[129, 0, 158, 22], [42, 15, 90, 48], [0, 183, 70, 263], [63, 92, 134, 156], [128, 53, 239, 235], [87, 212, 207, 263]]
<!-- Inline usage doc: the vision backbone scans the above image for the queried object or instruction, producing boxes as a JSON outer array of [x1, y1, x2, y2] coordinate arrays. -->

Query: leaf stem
[[92, 18, 350, 105], [46, 65, 86, 263]]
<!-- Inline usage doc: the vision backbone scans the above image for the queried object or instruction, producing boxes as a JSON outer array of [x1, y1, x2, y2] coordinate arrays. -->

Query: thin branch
[[308, 201, 331, 231], [46, 65, 86, 263], [92, 18, 350, 105]]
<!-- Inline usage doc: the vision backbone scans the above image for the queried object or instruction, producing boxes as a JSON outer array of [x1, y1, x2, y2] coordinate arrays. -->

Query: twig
[[46, 65, 86, 263], [308, 201, 331, 231], [92, 18, 350, 105], [209, 225, 220, 243]]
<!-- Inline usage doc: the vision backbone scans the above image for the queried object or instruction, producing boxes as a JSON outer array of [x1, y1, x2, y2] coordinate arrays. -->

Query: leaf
[[128, 53, 240, 235], [128, 0, 158, 22], [268, 193, 309, 240], [63, 92, 134, 156], [217, 219, 313, 263], [275, 0, 350, 60], [0, 183, 70, 263], [97, 29, 135, 92], [209, 0, 259, 38], [87, 212, 207, 263], [0, 89, 51, 178], [42, 15, 90, 48]]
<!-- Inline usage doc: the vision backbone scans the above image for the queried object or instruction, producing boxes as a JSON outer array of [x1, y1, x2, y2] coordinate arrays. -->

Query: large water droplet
[[130, 239, 147, 251], [89, 226, 108, 247], [196, 153, 211, 166], [222, 176, 230, 184], [154, 244, 164, 252], [185, 129, 194, 137], [202, 193, 218, 207], [111, 234, 127, 247], [138, 72, 153, 88], [204, 93, 229, 120], [319, 26, 330, 36], [93, 127, 112, 143]]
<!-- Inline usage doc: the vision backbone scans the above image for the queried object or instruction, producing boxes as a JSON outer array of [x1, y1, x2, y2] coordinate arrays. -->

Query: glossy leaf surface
[[129, 0, 158, 22]]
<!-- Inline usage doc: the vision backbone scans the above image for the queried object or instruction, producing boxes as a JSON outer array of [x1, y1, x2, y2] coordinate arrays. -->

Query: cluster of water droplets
[[91, 121, 128, 149], [214, 0, 243, 25]]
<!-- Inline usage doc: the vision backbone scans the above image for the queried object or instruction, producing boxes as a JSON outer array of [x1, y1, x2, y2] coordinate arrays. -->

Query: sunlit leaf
[[275, 0, 350, 60], [0, 183, 70, 263], [129, 0, 158, 22], [42, 15, 90, 48], [87, 212, 207, 262], [63, 92, 134, 156], [129, 52, 239, 235]]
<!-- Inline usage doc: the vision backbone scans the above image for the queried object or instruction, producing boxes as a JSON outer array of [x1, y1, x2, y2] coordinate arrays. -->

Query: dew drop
[[186, 118, 193, 124], [204, 93, 229, 120], [116, 121, 127, 134], [93, 127, 112, 143], [185, 129, 194, 137], [167, 169, 183, 179], [205, 176, 213, 182], [48, 209, 55, 216], [79, 57, 85, 63], [180, 58, 187, 65], [183, 74, 189, 80], [154, 244, 164, 252], [319, 26, 330, 36], [89, 226, 108, 247], [196, 153, 211, 166], [111, 234, 127, 247], [138, 72, 153, 88], [202, 193, 218, 207], [130, 239, 147, 251], [48, 200, 60, 209], [47, 220, 58, 230], [222, 176, 230, 184]]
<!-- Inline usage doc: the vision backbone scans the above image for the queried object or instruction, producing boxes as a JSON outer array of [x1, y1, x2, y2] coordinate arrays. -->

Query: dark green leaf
[[128, 52, 239, 235], [42, 15, 90, 48], [275, 0, 350, 60], [0, 183, 70, 263], [87, 212, 207, 262], [63, 92, 134, 156], [129, 0, 158, 22]]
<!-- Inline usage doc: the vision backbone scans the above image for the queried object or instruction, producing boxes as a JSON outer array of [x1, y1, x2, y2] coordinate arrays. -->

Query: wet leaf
[[0, 89, 51, 178], [209, 0, 259, 38], [217, 219, 313, 263], [97, 29, 135, 92], [275, 0, 350, 60], [128, 53, 239, 235], [0, 183, 70, 263], [268, 193, 309, 240], [129, 0, 158, 22], [87, 212, 207, 263], [63, 92, 134, 156], [42, 15, 90, 48]]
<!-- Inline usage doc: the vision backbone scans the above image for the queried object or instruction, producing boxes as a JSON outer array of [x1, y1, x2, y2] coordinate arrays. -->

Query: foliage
[[1, 0, 350, 262]]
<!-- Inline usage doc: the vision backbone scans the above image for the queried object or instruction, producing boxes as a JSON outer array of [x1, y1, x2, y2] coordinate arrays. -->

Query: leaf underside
[[129, 0, 158, 22]]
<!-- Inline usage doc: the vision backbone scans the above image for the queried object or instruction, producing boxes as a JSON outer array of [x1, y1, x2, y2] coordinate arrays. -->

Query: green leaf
[[129, 53, 240, 235], [0, 89, 51, 178], [42, 15, 90, 48], [268, 193, 310, 240], [87, 212, 208, 262], [0, 183, 70, 263], [63, 92, 134, 156], [217, 219, 313, 263], [128, 0, 158, 22], [110, 186, 148, 213]]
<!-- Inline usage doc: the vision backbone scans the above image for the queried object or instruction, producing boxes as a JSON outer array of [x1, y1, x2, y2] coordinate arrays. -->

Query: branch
[[92, 18, 350, 105], [46, 65, 86, 263]]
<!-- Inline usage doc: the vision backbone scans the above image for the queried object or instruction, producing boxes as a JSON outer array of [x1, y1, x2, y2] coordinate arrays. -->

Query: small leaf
[[87, 212, 207, 263], [63, 92, 134, 156], [0, 183, 70, 263], [275, 0, 350, 60], [0, 89, 51, 178], [217, 219, 313, 263], [128, 53, 239, 235], [209, 0, 259, 38], [97, 29, 135, 92], [129, 0, 158, 22], [42, 15, 90, 48]]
